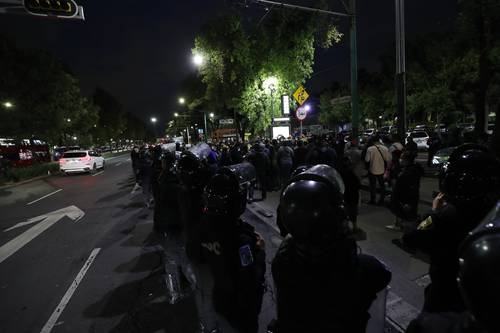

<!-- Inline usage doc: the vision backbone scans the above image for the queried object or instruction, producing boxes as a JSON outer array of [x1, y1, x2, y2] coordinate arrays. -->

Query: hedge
[[0, 162, 60, 185]]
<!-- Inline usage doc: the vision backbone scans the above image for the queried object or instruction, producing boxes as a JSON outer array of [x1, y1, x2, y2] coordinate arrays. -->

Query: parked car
[[409, 131, 430, 150], [59, 150, 105, 174], [434, 123, 447, 133], [414, 124, 428, 132], [432, 146, 456, 168]]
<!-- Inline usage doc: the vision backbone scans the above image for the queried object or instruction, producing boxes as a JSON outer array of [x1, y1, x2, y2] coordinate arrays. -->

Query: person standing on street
[[272, 165, 391, 333], [246, 143, 270, 201], [365, 135, 391, 205], [200, 168, 266, 333], [339, 157, 361, 234], [131, 146, 140, 183], [387, 150, 424, 231], [277, 141, 294, 187], [177, 152, 215, 332], [402, 144, 500, 314]]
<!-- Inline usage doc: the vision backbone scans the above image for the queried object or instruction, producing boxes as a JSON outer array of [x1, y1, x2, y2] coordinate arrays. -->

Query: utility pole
[[349, 0, 359, 140], [395, 0, 406, 137]]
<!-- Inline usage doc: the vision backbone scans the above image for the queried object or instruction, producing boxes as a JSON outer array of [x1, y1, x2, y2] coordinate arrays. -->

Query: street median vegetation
[[0, 162, 60, 185]]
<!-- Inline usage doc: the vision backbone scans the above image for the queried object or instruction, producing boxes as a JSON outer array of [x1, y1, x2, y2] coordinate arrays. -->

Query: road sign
[[219, 118, 234, 125], [281, 95, 290, 115], [23, 0, 79, 17], [296, 106, 307, 121], [293, 85, 309, 106]]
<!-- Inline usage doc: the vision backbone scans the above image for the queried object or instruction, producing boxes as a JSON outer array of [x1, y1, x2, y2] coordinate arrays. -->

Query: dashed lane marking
[[26, 189, 62, 206], [91, 171, 104, 177]]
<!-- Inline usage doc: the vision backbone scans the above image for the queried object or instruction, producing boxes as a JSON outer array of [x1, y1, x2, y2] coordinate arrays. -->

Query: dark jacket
[[178, 185, 205, 262], [272, 237, 391, 333], [391, 162, 424, 220], [154, 169, 182, 232], [200, 217, 266, 333], [403, 204, 472, 313]]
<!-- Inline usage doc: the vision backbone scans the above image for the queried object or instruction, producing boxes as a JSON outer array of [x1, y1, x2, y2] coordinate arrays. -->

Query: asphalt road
[[0, 154, 423, 333], [0, 153, 169, 333]]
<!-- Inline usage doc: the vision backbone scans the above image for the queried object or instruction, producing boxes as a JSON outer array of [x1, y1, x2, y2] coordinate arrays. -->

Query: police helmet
[[203, 168, 246, 218], [458, 201, 500, 332], [280, 164, 347, 246], [177, 151, 203, 187], [439, 144, 500, 214], [290, 165, 311, 179]]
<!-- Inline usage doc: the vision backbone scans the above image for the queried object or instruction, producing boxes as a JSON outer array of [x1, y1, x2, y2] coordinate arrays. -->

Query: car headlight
[[432, 157, 441, 165]]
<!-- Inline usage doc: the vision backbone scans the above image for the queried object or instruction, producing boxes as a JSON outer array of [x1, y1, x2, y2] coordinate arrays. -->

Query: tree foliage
[[192, 5, 342, 136]]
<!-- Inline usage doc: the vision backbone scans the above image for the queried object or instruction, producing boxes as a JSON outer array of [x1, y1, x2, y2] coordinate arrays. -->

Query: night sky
[[0, 0, 457, 127]]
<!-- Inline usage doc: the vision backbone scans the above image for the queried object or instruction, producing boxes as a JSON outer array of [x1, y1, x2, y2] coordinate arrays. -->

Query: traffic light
[[23, 0, 78, 18]]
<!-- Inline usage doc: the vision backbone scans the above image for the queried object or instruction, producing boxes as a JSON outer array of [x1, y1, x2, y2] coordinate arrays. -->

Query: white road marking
[[91, 171, 104, 177], [0, 206, 85, 264], [40, 248, 101, 333], [115, 162, 122, 166], [125, 158, 131, 162], [26, 189, 63, 206]]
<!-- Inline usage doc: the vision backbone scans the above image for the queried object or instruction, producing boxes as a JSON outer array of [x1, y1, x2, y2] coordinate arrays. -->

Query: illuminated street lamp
[[209, 112, 215, 118], [179, 97, 186, 105], [72, 136, 77, 141], [67, 118, 71, 123], [174, 112, 179, 117], [304, 104, 311, 112], [193, 54, 204, 66], [263, 76, 279, 122], [151, 117, 157, 123], [2, 101, 13, 108]]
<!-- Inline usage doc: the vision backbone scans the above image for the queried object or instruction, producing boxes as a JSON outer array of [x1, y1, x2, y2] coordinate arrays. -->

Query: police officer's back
[[272, 165, 391, 333], [402, 145, 500, 313], [200, 169, 266, 333], [177, 152, 211, 262], [153, 151, 181, 233]]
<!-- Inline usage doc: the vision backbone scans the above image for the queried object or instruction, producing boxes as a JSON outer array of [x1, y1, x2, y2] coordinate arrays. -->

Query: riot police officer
[[272, 164, 391, 333], [402, 144, 500, 313], [406, 201, 500, 333], [177, 151, 215, 332], [200, 166, 266, 333]]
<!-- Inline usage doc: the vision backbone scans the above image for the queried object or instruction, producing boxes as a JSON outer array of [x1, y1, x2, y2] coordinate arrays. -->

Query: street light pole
[[203, 112, 208, 141], [349, 0, 359, 140], [395, 0, 406, 137]]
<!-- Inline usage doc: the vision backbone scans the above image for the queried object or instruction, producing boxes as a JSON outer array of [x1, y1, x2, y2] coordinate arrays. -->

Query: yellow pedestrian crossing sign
[[293, 85, 309, 106]]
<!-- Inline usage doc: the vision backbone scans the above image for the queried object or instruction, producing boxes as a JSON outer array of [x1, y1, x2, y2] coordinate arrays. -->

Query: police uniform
[[272, 165, 391, 333], [201, 217, 265, 333]]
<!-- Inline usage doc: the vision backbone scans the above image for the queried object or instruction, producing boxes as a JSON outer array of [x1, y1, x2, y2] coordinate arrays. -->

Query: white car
[[409, 131, 429, 150], [59, 150, 105, 174]]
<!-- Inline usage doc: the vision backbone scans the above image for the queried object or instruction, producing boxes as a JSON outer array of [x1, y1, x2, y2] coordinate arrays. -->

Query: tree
[[92, 88, 126, 146], [0, 36, 99, 145], [192, 4, 342, 136], [456, 0, 500, 137]]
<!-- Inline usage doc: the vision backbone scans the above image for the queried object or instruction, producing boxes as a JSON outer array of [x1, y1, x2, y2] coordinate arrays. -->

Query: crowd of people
[[128, 134, 500, 333]]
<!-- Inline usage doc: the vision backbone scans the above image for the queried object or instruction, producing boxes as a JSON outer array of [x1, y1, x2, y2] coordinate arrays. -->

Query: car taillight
[[80, 156, 91, 163], [59, 158, 66, 164]]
